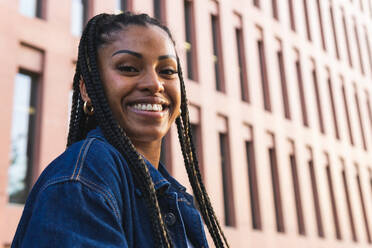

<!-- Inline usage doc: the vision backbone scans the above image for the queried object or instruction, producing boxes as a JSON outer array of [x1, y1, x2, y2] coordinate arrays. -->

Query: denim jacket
[[11, 128, 209, 248]]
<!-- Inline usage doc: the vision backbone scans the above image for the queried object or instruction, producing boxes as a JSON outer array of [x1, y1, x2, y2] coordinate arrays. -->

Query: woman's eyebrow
[[158, 55, 177, 60], [112, 49, 142, 58]]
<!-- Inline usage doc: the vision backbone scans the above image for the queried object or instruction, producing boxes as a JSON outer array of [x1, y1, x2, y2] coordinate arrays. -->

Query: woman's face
[[97, 24, 181, 148]]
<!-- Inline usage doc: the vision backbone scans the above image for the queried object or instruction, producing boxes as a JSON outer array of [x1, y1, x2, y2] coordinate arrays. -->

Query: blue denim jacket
[[11, 128, 209, 248]]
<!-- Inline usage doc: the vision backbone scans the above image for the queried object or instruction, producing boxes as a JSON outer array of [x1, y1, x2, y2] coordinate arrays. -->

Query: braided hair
[[67, 12, 229, 248]]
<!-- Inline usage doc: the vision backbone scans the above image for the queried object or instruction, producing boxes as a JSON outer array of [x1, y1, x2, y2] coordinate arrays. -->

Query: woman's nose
[[138, 70, 164, 94]]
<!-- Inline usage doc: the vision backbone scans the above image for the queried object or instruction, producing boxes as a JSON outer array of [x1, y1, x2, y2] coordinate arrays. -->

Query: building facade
[[1, 0, 372, 247]]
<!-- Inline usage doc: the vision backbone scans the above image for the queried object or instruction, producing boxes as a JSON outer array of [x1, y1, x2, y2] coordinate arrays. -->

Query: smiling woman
[[11, 12, 229, 248]]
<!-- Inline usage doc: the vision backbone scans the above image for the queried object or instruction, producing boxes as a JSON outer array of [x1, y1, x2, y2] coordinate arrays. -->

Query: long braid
[[66, 12, 229, 248]]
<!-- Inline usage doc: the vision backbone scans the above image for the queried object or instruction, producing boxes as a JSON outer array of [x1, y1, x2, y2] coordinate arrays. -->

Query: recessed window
[[245, 139, 261, 230], [277, 46, 290, 119], [315, 0, 326, 50], [353, 19, 365, 75], [363, 26, 372, 76], [341, 83, 354, 146], [311, 66, 325, 134], [268, 136, 285, 233], [154, 0, 166, 23], [272, 0, 279, 20], [288, 0, 296, 31], [19, 0, 45, 19], [160, 131, 172, 174], [71, 0, 90, 36], [8, 71, 40, 204], [295, 56, 308, 126], [329, 4, 340, 59], [236, 27, 249, 102], [219, 130, 236, 227], [342, 9, 353, 67], [184, 0, 198, 81], [303, 0, 312, 41], [327, 74, 340, 139], [191, 123, 203, 177], [354, 86, 367, 150], [258, 38, 271, 111], [116, 0, 132, 11], [211, 13, 225, 92], [289, 146, 305, 235]]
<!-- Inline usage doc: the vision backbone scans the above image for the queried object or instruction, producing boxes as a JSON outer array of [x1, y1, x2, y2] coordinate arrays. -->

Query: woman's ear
[[79, 78, 91, 102]]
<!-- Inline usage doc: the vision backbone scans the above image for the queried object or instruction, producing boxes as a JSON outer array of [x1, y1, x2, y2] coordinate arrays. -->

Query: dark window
[[277, 50, 290, 119], [289, 153, 305, 235], [219, 132, 236, 226], [315, 0, 326, 50], [308, 159, 324, 237], [19, 0, 45, 19], [303, 0, 312, 41], [245, 141, 261, 230], [364, 26, 372, 75], [268, 146, 285, 232], [311, 68, 325, 134], [327, 76, 340, 139], [236, 28, 249, 102], [356, 168, 372, 243], [330, 4, 340, 59], [342, 84, 354, 145], [258, 40, 271, 111], [8, 71, 40, 204], [288, 0, 296, 31], [342, 10, 353, 67], [295, 59, 308, 126], [184, 0, 198, 81], [326, 164, 342, 240], [153, 0, 166, 23], [117, 0, 132, 11], [253, 0, 260, 8], [354, 87, 367, 150], [353, 19, 365, 75], [71, 0, 90, 36], [191, 123, 203, 177], [342, 167, 358, 242], [211, 14, 225, 92], [359, 0, 364, 12], [272, 0, 279, 20]]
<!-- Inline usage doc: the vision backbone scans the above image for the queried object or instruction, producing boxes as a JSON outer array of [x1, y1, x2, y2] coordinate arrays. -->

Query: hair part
[[67, 12, 228, 248]]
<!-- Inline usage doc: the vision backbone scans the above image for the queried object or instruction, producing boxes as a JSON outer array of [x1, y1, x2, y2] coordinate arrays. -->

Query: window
[[303, 0, 312, 41], [315, 0, 326, 50], [308, 152, 324, 237], [268, 135, 285, 233], [8, 71, 40, 204], [354, 85, 367, 150], [190, 123, 203, 177], [364, 26, 372, 76], [277, 44, 290, 119], [355, 165, 372, 243], [19, 0, 45, 19], [295, 54, 308, 126], [116, 0, 132, 11], [288, 0, 296, 31], [211, 13, 225, 92], [219, 130, 236, 227], [342, 9, 353, 67], [325, 156, 342, 240], [311, 65, 325, 134], [341, 163, 358, 242], [341, 83, 354, 145], [154, 0, 166, 23], [236, 26, 249, 102], [245, 138, 261, 230], [184, 0, 198, 81], [327, 73, 340, 139], [258, 38, 271, 111], [272, 0, 279, 20], [330, 4, 340, 59], [353, 18, 365, 75], [253, 0, 260, 8], [365, 91, 372, 136], [71, 0, 90, 36], [289, 144, 305, 235]]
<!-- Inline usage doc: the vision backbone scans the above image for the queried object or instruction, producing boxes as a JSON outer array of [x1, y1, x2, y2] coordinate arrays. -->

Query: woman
[[12, 12, 229, 248]]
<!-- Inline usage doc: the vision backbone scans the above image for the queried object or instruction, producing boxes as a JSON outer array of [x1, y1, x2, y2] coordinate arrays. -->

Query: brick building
[[1, 0, 372, 247]]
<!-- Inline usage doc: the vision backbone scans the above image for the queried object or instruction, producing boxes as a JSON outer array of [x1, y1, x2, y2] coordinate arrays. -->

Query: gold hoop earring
[[83, 100, 94, 116]]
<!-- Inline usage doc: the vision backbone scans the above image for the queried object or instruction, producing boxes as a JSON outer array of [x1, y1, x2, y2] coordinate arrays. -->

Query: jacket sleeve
[[18, 181, 128, 248]]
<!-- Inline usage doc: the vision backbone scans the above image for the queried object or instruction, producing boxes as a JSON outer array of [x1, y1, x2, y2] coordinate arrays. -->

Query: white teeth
[[133, 103, 163, 111]]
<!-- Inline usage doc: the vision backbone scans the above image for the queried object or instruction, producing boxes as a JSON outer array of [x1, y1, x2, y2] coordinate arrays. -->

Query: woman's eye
[[117, 65, 138, 73], [160, 69, 178, 76]]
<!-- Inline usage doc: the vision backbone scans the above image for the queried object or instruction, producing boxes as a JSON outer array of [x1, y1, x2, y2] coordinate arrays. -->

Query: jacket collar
[[87, 127, 185, 194]]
